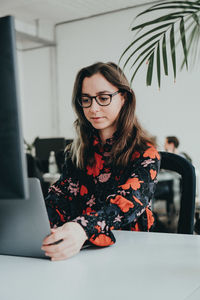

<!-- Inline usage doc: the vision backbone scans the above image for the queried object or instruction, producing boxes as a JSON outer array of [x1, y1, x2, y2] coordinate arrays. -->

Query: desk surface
[[1, 231, 200, 300]]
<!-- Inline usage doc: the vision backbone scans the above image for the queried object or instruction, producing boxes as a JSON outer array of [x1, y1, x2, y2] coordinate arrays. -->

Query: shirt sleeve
[[45, 156, 80, 227], [73, 145, 160, 247]]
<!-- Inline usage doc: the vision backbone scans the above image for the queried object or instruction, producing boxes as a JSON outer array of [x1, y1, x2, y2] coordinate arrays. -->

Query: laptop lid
[[0, 178, 51, 258]]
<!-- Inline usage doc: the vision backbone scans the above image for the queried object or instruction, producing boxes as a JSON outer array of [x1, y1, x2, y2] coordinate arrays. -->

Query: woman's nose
[[89, 99, 100, 112]]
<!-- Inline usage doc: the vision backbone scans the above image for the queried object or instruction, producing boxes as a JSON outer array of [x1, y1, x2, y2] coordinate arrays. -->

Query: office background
[[1, 0, 199, 168]]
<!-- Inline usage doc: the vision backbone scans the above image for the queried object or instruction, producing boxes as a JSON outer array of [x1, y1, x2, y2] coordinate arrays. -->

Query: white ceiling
[[0, 0, 158, 25]]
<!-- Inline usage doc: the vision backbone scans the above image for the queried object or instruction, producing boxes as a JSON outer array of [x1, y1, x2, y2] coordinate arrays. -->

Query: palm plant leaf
[[181, 18, 200, 68], [121, 31, 165, 70], [137, 2, 200, 17], [119, 22, 173, 63], [146, 52, 155, 86], [129, 40, 159, 70], [130, 48, 155, 84], [162, 33, 168, 75], [120, 0, 200, 87], [190, 23, 200, 65], [180, 17, 188, 68], [157, 43, 161, 88], [170, 24, 176, 80], [131, 13, 192, 32]]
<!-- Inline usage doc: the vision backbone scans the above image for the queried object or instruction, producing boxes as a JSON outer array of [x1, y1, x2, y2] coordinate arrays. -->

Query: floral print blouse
[[45, 135, 160, 247]]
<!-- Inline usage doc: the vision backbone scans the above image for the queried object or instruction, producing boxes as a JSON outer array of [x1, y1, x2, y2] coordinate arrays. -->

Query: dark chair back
[[159, 151, 196, 234], [34, 137, 67, 173]]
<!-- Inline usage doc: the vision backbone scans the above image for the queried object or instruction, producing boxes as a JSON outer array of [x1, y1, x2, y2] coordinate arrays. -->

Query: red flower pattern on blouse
[[120, 177, 142, 190], [86, 152, 104, 177], [45, 135, 160, 247], [110, 195, 134, 213]]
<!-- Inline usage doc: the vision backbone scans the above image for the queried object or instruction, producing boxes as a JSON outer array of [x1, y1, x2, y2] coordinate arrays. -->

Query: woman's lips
[[91, 117, 104, 120]]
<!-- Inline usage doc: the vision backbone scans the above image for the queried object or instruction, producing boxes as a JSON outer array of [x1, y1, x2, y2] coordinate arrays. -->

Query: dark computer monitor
[[0, 16, 51, 258], [0, 15, 28, 200]]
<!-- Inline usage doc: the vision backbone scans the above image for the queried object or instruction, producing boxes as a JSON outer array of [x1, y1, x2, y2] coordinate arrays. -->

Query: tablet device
[[0, 178, 51, 258]]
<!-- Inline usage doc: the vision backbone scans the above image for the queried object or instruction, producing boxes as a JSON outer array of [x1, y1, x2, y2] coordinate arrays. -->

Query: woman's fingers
[[42, 227, 64, 245], [51, 251, 77, 261], [41, 222, 88, 261], [42, 238, 73, 254], [45, 244, 79, 260]]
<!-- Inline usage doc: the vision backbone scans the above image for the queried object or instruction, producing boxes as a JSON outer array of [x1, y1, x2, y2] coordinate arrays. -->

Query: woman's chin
[[92, 124, 105, 130], [90, 121, 107, 130]]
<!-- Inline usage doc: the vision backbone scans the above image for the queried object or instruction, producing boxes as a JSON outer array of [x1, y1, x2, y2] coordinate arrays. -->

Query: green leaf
[[157, 43, 161, 88], [140, 1, 200, 12], [120, 0, 200, 87], [122, 31, 165, 70], [192, 12, 200, 25], [162, 33, 168, 75], [181, 23, 198, 69], [131, 13, 184, 31], [130, 48, 155, 85], [182, 13, 200, 33], [180, 17, 188, 69], [119, 23, 173, 63], [138, 5, 200, 18], [146, 52, 155, 86], [170, 24, 176, 80], [129, 40, 158, 70], [190, 23, 200, 67]]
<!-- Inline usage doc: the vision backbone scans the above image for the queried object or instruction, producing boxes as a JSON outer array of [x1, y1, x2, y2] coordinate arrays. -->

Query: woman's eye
[[99, 95, 109, 101], [82, 98, 90, 103]]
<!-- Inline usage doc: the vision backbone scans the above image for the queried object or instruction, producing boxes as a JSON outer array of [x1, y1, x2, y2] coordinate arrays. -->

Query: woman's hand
[[41, 222, 88, 261]]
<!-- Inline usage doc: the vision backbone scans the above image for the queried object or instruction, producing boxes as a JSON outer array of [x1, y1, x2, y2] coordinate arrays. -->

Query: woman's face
[[81, 73, 125, 138]]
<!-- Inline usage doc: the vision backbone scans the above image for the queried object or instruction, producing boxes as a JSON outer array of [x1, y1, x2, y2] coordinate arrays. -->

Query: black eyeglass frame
[[78, 90, 121, 108]]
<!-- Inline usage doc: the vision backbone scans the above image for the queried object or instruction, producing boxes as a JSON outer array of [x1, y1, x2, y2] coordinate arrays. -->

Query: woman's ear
[[120, 91, 126, 106]]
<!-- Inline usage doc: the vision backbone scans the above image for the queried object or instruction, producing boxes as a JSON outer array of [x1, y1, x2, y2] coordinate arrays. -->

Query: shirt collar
[[93, 131, 119, 153]]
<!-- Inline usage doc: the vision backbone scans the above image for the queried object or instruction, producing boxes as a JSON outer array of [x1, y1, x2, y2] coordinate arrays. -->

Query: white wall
[[16, 17, 58, 146], [17, 6, 200, 168], [55, 7, 200, 168], [17, 46, 59, 145]]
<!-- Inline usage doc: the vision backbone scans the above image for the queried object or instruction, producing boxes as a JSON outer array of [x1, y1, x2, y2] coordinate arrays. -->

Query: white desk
[[1, 231, 200, 300]]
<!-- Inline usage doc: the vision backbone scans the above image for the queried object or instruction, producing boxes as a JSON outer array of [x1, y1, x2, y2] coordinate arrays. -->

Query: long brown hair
[[70, 62, 155, 169]]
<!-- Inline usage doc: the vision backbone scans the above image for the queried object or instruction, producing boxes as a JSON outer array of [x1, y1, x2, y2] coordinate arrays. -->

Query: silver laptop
[[0, 178, 51, 259]]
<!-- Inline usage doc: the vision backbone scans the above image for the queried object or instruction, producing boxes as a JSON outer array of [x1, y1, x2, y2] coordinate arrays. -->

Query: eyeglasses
[[78, 90, 120, 108]]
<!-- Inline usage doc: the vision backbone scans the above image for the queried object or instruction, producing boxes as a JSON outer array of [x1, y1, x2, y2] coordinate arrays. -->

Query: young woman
[[42, 62, 160, 261]]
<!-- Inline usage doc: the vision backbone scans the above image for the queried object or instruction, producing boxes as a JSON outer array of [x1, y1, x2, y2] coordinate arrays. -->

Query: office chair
[[33, 138, 73, 196], [34, 137, 68, 173], [157, 151, 196, 234]]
